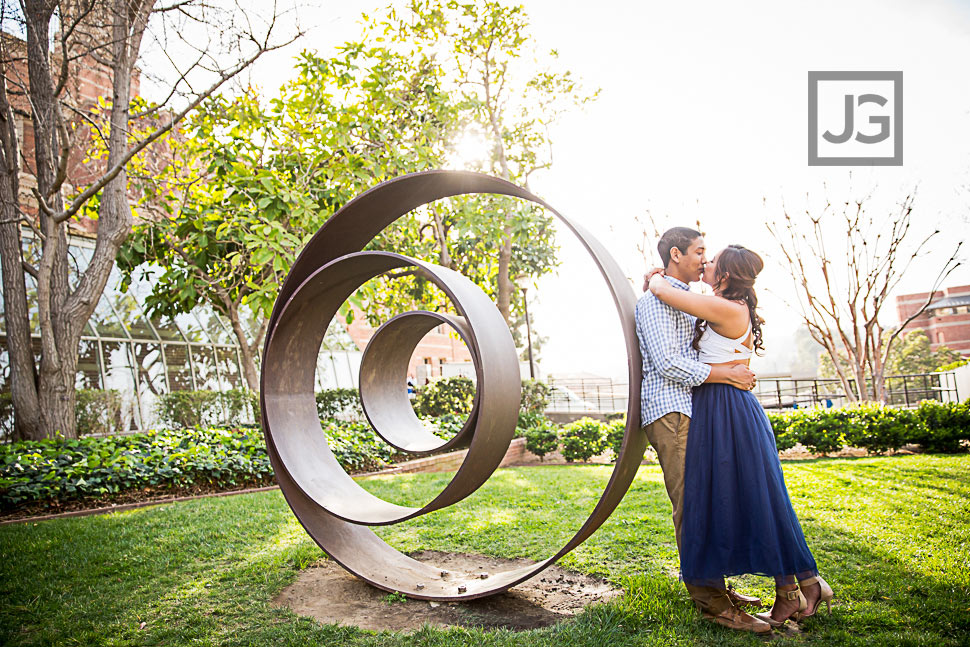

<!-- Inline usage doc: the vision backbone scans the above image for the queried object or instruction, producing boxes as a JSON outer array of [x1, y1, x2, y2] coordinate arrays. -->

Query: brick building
[[342, 310, 474, 384], [1, 21, 149, 233], [895, 284, 970, 356]]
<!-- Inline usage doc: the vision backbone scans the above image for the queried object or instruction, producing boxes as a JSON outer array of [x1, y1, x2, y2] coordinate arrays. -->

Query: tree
[[123, 1, 587, 384], [119, 44, 457, 390], [375, 0, 597, 323], [818, 329, 961, 378], [768, 189, 961, 403], [0, 1, 297, 439]]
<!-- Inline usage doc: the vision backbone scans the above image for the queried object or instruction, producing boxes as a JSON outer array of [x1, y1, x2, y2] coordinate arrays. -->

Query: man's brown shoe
[[703, 606, 773, 634], [727, 586, 763, 609]]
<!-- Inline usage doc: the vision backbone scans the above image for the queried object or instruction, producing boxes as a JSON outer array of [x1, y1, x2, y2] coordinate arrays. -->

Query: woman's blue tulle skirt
[[681, 383, 817, 583]]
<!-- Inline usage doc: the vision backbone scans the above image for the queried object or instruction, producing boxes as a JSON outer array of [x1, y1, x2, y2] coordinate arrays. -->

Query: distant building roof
[[927, 295, 970, 310]]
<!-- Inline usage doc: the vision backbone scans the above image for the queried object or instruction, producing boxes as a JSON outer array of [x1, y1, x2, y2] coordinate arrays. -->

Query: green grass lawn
[[1, 454, 968, 646]]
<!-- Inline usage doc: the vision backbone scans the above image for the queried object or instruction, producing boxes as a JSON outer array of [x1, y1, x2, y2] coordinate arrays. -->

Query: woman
[[648, 244, 833, 627]]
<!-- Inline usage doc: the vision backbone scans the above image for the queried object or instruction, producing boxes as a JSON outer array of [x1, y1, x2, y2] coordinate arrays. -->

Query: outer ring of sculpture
[[261, 170, 644, 600]]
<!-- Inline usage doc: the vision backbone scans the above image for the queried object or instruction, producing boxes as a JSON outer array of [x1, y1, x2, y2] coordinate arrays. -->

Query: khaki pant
[[644, 412, 732, 615]]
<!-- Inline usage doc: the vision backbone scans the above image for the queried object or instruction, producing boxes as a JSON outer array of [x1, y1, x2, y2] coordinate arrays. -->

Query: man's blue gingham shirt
[[635, 276, 711, 427]]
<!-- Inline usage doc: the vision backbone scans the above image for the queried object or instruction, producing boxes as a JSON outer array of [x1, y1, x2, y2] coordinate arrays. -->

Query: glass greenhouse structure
[[0, 231, 365, 434], [0, 232, 249, 431]]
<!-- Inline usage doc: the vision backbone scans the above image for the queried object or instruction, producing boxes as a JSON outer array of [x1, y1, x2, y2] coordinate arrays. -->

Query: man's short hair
[[658, 227, 702, 267]]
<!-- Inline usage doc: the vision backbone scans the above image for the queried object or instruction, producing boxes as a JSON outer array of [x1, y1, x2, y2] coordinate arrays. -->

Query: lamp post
[[516, 276, 536, 379]]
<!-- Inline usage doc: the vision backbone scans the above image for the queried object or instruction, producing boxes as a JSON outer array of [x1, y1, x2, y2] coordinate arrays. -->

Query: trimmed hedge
[[316, 388, 363, 421], [766, 400, 970, 455], [76, 389, 123, 436], [910, 400, 970, 454]]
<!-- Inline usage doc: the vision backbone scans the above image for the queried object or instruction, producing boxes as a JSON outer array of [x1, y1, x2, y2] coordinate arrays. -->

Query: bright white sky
[[144, 0, 970, 380]]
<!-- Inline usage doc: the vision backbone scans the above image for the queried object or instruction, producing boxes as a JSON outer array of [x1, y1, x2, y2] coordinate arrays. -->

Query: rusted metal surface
[[261, 170, 643, 600], [359, 311, 478, 454]]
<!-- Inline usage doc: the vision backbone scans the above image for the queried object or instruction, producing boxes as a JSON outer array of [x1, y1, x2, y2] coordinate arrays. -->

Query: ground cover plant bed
[[1, 454, 967, 646], [0, 424, 421, 519]]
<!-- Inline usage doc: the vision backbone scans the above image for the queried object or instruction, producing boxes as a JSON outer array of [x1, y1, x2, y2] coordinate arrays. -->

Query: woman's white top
[[697, 320, 753, 363]]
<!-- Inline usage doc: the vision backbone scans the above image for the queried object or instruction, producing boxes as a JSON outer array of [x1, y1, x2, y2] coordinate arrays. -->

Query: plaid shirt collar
[[664, 275, 690, 291]]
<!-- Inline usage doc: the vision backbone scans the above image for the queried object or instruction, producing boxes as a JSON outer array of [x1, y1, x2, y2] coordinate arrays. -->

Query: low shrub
[[413, 377, 476, 417], [516, 410, 548, 438], [76, 389, 123, 436], [765, 411, 801, 452], [843, 403, 913, 454], [222, 388, 259, 423], [520, 379, 551, 414], [155, 390, 223, 429], [316, 388, 362, 421], [606, 418, 627, 460], [766, 400, 970, 455], [322, 421, 401, 472], [560, 417, 608, 462], [524, 420, 560, 461], [786, 408, 850, 455], [910, 400, 970, 453]]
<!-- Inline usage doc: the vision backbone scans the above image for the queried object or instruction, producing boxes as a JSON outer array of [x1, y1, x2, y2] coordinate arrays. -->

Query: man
[[635, 227, 769, 634]]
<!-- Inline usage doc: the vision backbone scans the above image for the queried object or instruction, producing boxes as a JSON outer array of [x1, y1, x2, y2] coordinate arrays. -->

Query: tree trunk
[[484, 75, 516, 324], [0, 55, 44, 440], [37, 355, 79, 437], [429, 204, 453, 269], [5, 0, 277, 438], [818, 334, 857, 404], [25, 0, 79, 439], [225, 299, 261, 392], [13, 0, 143, 439], [497, 223, 513, 321], [869, 324, 888, 403]]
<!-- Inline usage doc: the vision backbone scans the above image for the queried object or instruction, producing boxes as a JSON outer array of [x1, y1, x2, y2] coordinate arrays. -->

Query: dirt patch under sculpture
[[273, 550, 623, 632]]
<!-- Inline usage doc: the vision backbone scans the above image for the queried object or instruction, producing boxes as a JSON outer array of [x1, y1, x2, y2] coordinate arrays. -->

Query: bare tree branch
[[55, 28, 301, 224]]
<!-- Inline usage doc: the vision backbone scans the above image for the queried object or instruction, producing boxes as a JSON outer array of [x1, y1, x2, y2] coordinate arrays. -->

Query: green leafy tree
[[888, 329, 961, 374], [122, 2, 589, 388], [119, 44, 457, 390], [371, 0, 597, 322]]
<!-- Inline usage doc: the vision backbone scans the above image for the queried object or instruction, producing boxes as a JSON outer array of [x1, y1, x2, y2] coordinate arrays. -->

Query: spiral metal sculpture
[[260, 170, 644, 600]]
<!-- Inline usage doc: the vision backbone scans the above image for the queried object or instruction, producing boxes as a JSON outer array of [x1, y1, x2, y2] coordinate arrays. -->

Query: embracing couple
[[635, 227, 834, 634]]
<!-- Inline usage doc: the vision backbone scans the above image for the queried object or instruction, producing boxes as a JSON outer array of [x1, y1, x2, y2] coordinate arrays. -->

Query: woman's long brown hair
[[691, 244, 766, 354]]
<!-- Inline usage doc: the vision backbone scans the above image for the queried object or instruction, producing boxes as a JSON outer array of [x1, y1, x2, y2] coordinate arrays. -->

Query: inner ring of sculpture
[[359, 310, 479, 455], [260, 170, 643, 600]]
